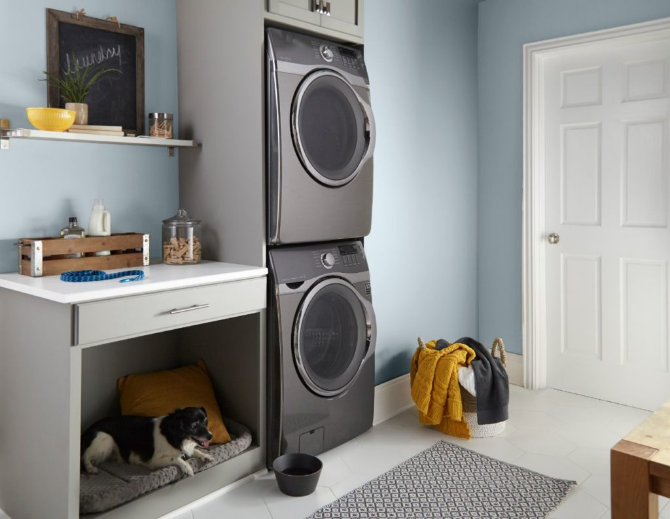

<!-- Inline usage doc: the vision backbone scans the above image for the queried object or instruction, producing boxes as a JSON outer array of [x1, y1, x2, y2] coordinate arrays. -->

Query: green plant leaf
[[40, 52, 122, 103]]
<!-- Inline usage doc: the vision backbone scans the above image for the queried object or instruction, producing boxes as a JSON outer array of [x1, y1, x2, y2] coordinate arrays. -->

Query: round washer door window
[[292, 70, 374, 187], [294, 279, 370, 397]]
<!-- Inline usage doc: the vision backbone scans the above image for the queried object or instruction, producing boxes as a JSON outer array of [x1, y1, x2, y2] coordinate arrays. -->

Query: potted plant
[[42, 58, 120, 125]]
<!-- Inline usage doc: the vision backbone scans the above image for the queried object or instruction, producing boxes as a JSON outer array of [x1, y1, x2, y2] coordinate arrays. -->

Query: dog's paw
[[195, 449, 215, 463], [84, 465, 99, 475], [181, 463, 195, 477], [201, 452, 215, 463]]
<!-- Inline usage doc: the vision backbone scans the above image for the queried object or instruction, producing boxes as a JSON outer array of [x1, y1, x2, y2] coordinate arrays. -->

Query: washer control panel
[[271, 240, 368, 284], [338, 243, 362, 267], [309, 242, 366, 272]]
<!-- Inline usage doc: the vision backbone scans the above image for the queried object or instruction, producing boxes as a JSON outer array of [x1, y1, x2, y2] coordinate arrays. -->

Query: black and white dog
[[81, 407, 215, 477]]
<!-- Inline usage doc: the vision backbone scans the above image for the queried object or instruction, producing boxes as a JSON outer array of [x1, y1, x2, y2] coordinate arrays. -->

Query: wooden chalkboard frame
[[46, 9, 145, 135]]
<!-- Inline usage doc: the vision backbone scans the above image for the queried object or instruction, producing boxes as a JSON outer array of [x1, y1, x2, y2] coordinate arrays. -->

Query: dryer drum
[[292, 70, 375, 187]]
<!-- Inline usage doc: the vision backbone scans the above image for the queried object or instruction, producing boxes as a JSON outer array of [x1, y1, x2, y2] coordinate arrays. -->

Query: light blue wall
[[477, 0, 670, 355], [365, 0, 480, 384], [0, 0, 178, 273]]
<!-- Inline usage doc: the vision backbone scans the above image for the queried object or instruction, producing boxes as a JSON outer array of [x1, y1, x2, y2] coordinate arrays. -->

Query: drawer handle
[[169, 304, 210, 315]]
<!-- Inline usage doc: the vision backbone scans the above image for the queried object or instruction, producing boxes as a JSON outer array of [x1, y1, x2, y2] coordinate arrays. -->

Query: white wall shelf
[[0, 128, 199, 157]]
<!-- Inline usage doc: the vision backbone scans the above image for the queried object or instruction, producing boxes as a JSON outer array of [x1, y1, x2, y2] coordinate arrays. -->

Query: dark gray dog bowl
[[273, 453, 323, 497]]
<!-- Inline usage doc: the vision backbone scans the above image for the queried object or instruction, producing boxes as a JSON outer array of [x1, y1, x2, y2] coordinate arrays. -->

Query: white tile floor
[[0, 385, 658, 519], [0, 386, 647, 519], [176, 385, 668, 519]]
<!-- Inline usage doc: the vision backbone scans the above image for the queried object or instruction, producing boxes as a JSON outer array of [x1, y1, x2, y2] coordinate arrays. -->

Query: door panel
[[268, 0, 321, 25], [620, 259, 668, 372], [320, 0, 362, 37], [561, 123, 602, 225], [622, 118, 667, 228], [545, 34, 670, 410], [624, 60, 669, 102], [561, 255, 602, 359], [561, 66, 602, 108]]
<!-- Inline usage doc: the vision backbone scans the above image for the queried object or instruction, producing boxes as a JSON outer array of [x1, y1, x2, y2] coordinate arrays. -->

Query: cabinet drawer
[[75, 277, 266, 346]]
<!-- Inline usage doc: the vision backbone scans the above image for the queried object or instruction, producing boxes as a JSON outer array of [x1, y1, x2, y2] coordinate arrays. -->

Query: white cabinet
[[268, 0, 321, 25], [320, 0, 362, 38], [266, 0, 363, 44], [0, 263, 268, 519]]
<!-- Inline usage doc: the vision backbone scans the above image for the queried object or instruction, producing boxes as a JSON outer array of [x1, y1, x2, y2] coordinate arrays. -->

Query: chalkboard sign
[[46, 9, 145, 134]]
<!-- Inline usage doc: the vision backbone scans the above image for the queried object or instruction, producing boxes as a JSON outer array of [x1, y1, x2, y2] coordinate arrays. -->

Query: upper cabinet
[[266, 0, 363, 44]]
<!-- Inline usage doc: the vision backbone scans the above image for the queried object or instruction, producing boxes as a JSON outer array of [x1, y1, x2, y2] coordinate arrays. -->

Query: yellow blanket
[[410, 340, 476, 439]]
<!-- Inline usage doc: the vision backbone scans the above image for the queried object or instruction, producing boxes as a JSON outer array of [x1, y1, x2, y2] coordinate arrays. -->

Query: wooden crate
[[18, 233, 150, 277]]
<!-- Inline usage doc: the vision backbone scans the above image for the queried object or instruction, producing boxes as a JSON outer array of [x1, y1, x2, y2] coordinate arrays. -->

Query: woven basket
[[462, 338, 507, 438], [417, 337, 508, 438]]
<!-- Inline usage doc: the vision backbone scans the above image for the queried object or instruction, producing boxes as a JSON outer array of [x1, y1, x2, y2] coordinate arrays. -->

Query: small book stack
[[67, 125, 125, 137]]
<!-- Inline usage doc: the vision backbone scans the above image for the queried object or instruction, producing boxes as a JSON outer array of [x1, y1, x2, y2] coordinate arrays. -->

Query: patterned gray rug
[[308, 440, 576, 519]]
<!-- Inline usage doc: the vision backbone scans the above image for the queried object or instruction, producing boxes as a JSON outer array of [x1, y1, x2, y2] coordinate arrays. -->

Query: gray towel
[[456, 337, 509, 425]]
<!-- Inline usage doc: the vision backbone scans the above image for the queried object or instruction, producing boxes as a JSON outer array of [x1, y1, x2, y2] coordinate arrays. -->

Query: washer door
[[294, 278, 376, 397], [292, 70, 376, 187]]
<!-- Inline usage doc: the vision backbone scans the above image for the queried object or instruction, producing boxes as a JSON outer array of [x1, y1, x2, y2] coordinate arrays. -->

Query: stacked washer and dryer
[[265, 27, 377, 464]]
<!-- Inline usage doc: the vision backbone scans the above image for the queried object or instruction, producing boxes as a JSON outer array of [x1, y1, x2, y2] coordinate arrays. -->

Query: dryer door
[[292, 70, 375, 187], [294, 278, 376, 397]]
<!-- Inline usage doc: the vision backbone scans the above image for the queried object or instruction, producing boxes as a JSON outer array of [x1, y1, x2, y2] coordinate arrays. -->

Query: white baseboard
[[506, 353, 524, 387], [373, 373, 413, 425]]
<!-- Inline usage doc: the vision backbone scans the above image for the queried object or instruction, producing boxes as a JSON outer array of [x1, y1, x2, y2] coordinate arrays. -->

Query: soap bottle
[[88, 199, 112, 256], [60, 216, 86, 258]]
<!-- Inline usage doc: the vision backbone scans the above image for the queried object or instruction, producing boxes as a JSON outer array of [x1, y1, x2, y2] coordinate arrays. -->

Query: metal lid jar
[[162, 209, 202, 265], [149, 112, 173, 138]]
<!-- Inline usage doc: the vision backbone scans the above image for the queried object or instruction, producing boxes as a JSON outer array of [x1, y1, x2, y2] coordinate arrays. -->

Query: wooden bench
[[611, 400, 670, 518]]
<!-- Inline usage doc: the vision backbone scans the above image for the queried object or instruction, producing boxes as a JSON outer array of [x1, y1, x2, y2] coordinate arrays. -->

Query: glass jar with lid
[[149, 113, 173, 138], [162, 209, 202, 265]]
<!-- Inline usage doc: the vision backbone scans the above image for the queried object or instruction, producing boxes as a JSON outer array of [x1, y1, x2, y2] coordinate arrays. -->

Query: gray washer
[[266, 27, 375, 245], [267, 240, 376, 465]]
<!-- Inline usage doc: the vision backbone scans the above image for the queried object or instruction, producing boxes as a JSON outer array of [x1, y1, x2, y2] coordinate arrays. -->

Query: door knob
[[548, 233, 560, 245]]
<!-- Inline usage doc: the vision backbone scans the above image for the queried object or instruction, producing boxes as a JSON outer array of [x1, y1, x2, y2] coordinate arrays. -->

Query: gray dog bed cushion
[[80, 418, 253, 515]]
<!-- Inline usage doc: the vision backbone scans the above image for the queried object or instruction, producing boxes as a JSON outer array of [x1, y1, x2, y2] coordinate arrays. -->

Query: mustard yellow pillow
[[117, 359, 231, 444]]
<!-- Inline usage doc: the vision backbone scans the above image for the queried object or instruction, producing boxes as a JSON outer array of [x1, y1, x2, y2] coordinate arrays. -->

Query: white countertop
[[0, 261, 267, 304]]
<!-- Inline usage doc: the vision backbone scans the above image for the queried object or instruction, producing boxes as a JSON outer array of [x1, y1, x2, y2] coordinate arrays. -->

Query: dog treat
[[163, 236, 201, 264]]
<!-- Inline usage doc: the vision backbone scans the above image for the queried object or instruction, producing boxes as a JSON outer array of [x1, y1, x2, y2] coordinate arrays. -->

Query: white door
[[544, 32, 670, 410]]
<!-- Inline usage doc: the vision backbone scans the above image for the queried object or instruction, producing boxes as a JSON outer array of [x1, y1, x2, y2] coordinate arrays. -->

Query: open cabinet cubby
[[79, 314, 266, 519]]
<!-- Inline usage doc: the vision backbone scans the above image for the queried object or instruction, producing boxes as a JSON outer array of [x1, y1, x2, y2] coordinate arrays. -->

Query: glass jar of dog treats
[[162, 209, 202, 265], [149, 112, 173, 138]]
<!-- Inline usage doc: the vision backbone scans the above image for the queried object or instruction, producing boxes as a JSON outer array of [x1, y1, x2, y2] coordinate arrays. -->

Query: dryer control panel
[[267, 27, 369, 80]]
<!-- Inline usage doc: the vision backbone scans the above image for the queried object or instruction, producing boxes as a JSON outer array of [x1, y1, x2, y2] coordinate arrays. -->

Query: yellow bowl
[[25, 107, 76, 132]]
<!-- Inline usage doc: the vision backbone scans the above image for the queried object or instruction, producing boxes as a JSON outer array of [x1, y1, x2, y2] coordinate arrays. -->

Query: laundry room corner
[[364, 0, 481, 385]]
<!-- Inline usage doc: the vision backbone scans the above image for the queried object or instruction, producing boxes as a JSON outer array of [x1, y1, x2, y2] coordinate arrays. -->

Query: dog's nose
[[206, 431, 213, 440]]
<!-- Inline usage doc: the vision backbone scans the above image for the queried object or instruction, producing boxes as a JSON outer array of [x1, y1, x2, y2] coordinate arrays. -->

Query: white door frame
[[522, 17, 670, 389]]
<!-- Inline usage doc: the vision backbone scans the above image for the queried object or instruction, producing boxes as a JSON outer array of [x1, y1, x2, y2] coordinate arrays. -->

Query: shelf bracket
[[168, 146, 175, 157], [0, 119, 9, 150]]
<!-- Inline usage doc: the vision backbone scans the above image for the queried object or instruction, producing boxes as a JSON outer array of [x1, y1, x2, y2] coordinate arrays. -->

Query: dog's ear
[[200, 407, 207, 416]]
